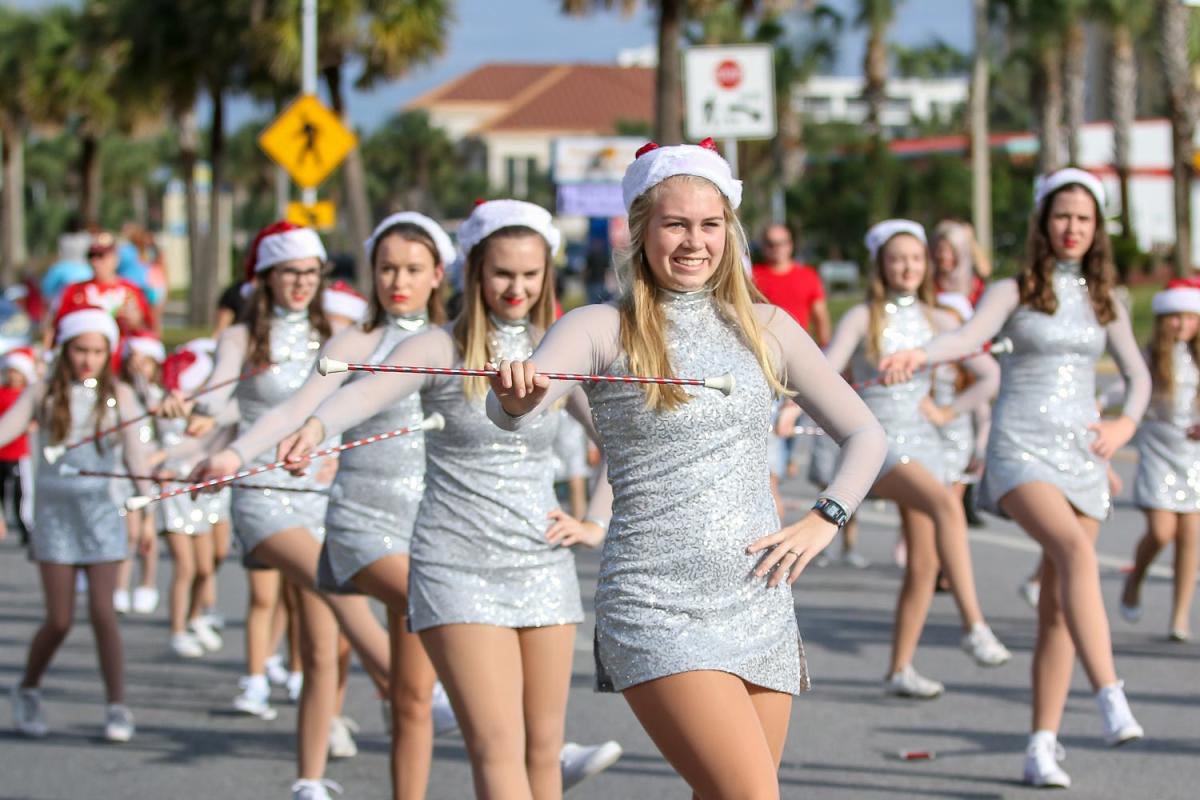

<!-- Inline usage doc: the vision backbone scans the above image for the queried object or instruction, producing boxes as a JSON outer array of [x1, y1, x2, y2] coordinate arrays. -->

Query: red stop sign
[[715, 59, 742, 90]]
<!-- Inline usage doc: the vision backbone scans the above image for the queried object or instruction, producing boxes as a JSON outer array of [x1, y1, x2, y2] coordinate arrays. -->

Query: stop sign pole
[[715, 59, 742, 177]]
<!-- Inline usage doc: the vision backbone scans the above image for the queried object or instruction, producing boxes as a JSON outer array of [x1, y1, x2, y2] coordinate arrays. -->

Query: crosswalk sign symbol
[[259, 94, 358, 189]]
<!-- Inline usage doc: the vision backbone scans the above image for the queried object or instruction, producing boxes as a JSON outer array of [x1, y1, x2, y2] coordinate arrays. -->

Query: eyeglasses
[[277, 266, 323, 282]]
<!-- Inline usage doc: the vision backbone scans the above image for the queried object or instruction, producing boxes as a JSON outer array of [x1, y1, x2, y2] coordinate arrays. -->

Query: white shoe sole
[[1023, 772, 1071, 789], [563, 741, 623, 788], [233, 700, 278, 721], [105, 728, 133, 743], [1105, 725, 1144, 747]]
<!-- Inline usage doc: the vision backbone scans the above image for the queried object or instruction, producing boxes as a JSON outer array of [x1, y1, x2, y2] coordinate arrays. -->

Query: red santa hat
[[162, 347, 213, 394], [123, 332, 166, 363], [3, 346, 37, 382], [322, 280, 368, 322], [1152, 278, 1200, 316], [244, 220, 327, 281], [621, 138, 742, 212], [56, 302, 119, 351]]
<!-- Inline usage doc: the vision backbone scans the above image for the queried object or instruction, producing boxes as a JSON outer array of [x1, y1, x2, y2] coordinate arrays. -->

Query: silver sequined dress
[[230, 309, 330, 550], [487, 297, 888, 696], [1133, 342, 1200, 512], [922, 265, 1151, 521], [932, 364, 975, 483], [158, 415, 230, 535], [319, 314, 428, 591]]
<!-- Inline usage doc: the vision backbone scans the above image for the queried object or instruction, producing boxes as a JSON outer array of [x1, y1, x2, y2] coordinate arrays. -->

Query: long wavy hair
[[1019, 184, 1117, 324], [41, 339, 118, 449], [451, 227, 556, 400], [1149, 313, 1200, 403], [244, 262, 332, 367], [364, 222, 447, 332], [865, 233, 938, 362], [617, 175, 788, 412]]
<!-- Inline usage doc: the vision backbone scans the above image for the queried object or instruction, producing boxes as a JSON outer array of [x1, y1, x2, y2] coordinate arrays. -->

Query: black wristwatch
[[812, 497, 850, 528]]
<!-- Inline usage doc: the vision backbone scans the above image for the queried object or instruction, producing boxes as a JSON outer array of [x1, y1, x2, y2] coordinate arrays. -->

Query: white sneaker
[[431, 680, 459, 737], [104, 704, 135, 742], [1119, 602, 1142, 624], [1096, 681, 1144, 745], [113, 588, 130, 615], [10, 686, 48, 738], [884, 665, 944, 699], [561, 740, 623, 790], [233, 674, 276, 720], [961, 623, 1012, 667], [328, 715, 359, 759], [1018, 579, 1040, 610], [1022, 730, 1070, 788], [286, 671, 304, 703], [265, 654, 290, 686], [76, 571, 89, 594], [131, 586, 159, 614], [290, 778, 343, 800], [189, 617, 223, 652], [842, 550, 871, 569], [170, 632, 205, 659], [201, 609, 226, 630]]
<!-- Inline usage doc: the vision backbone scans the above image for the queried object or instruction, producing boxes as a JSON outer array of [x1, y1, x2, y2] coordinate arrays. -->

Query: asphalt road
[[1, 451, 1197, 799]]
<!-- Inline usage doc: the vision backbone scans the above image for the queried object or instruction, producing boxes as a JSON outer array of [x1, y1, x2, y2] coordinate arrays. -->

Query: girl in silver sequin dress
[[174, 222, 386, 799], [1119, 283, 1200, 642], [2, 309, 153, 743], [488, 143, 887, 799], [881, 169, 1150, 789], [824, 220, 1010, 700], [283, 200, 614, 799], [194, 212, 458, 800]]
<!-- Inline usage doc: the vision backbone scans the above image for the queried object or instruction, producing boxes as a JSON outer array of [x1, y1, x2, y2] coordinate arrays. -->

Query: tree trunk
[[178, 109, 205, 304], [970, 0, 992, 261], [131, 182, 148, 228], [1033, 47, 1065, 174], [655, 0, 684, 143], [1111, 21, 1136, 239], [323, 64, 372, 290], [1, 125, 27, 285], [80, 134, 102, 227], [863, 27, 888, 141], [1063, 21, 1086, 165], [187, 93, 223, 327], [1158, 0, 1199, 275]]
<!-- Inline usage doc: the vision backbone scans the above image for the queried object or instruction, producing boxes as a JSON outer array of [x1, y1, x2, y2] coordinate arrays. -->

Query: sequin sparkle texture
[[1133, 341, 1200, 512]]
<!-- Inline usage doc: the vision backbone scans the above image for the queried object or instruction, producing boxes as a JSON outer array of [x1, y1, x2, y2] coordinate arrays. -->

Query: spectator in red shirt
[[0, 347, 36, 544], [751, 223, 831, 345], [50, 233, 154, 360]]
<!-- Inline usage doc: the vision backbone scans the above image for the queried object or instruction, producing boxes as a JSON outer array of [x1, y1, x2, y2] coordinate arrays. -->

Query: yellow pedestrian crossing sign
[[286, 201, 336, 230], [259, 94, 358, 189]]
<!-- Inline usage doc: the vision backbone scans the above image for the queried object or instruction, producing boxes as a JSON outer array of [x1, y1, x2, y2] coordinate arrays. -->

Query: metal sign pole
[[724, 138, 738, 178], [301, 0, 318, 206]]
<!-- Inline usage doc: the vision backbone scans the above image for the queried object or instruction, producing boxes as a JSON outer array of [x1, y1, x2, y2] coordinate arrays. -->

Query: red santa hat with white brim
[[621, 138, 742, 212], [865, 219, 927, 261], [124, 333, 166, 363], [163, 347, 214, 394], [250, 221, 327, 276], [3, 346, 37, 382], [56, 306, 119, 351], [1152, 278, 1200, 316], [323, 280, 368, 323]]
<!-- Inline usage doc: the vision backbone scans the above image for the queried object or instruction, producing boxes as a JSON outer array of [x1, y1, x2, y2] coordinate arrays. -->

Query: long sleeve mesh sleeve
[[820, 304, 868, 374], [117, 383, 155, 496], [1105, 301, 1151, 423], [932, 310, 1000, 414], [193, 325, 249, 418], [923, 279, 1019, 363]]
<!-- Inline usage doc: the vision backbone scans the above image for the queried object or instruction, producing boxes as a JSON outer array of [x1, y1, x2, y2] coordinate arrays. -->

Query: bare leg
[[294, 581, 340, 781], [840, 516, 859, 555], [1123, 510, 1176, 609], [83, 561, 125, 704], [280, 579, 300, 671], [623, 671, 782, 800], [335, 633, 352, 712], [21, 563, 78, 689], [201, 519, 231, 612], [138, 512, 158, 587], [518, 625, 575, 799], [189, 533, 215, 623], [886, 505, 939, 674], [165, 534, 195, 634], [1171, 514, 1199, 635], [245, 569, 281, 677]]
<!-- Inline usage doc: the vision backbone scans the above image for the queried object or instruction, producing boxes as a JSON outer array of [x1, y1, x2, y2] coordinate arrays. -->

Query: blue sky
[[12, 0, 973, 132]]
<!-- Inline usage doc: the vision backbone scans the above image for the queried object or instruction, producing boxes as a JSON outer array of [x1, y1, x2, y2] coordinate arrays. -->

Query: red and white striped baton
[[317, 357, 736, 395], [124, 413, 444, 511], [65, 468, 328, 495]]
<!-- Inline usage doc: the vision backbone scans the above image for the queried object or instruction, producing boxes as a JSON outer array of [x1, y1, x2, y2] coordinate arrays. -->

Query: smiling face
[[642, 177, 727, 293], [374, 234, 443, 317], [265, 256, 323, 311], [879, 233, 928, 295], [479, 233, 548, 322], [65, 332, 110, 380], [1045, 186, 1098, 262]]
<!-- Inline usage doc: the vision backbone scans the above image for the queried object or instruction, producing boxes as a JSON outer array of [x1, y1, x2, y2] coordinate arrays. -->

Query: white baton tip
[[703, 373, 736, 395], [42, 444, 66, 464], [124, 496, 152, 512], [318, 357, 349, 376], [421, 412, 446, 432], [990, 337, 1014, 355]]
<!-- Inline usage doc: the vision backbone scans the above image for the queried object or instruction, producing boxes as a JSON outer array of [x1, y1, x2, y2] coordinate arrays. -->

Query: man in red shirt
[[751, 223, 831, 346], [51, 232, 154, 357]]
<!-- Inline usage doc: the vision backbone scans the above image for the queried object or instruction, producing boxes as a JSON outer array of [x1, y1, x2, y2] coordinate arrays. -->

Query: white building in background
[[792, 75, 968, 131]]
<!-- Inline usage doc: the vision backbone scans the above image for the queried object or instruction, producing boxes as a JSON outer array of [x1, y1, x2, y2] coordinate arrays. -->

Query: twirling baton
[[850, 337, 1012, 392], [63, 467, 328, 495], [317, 358, 736, 395], [124, 413, 445, 511], [43, 364, 272, 464]]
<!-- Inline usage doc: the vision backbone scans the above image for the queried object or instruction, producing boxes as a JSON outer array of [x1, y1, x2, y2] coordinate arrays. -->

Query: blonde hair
[[451, 227, 557, 400], [865, 232, 937, 362], [41, 339, 118, 448], [617, 175, 788, 412], [1149, 313, 1200, 404]]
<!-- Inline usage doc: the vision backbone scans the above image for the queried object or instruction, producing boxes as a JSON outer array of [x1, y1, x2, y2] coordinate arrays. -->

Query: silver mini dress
[[1133, 342, 1200, 512]]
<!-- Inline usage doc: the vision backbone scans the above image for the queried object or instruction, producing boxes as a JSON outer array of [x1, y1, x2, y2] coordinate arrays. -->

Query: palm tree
[[999, 0, 1073, 173], [1062, 6, 1087, 165], [856, 0, 898, 142], [970, 0, 992, 260], [0, 8, 38, 282], [1157, 0, 1199, 276]]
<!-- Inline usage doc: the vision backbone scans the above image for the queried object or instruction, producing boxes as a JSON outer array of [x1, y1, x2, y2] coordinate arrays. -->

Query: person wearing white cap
[[0, 346, 37, 545], [321, 279, 369, 328], [485, 139, 887, 798], [880, 167, 1150, 789], [1, 306, 155, 744], [164, 220, 387, 800], [1119, 278, 1200, 644], [266, 198, 622, 798], [818, 220, 1010, 699]]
